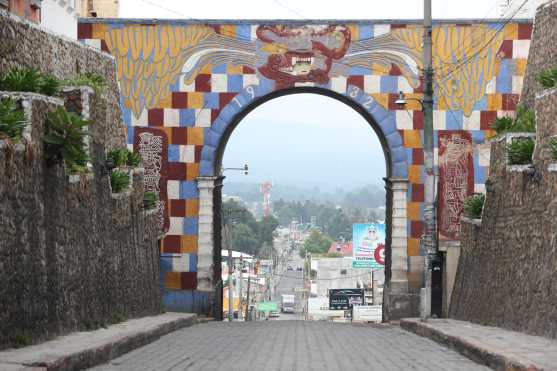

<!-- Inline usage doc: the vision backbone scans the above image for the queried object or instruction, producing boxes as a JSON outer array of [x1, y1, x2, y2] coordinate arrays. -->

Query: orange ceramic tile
[[408, 165, 422, 184], [487, 94, 502, 111], [403, 130, 422, 148], [186, 163, 200, 180], [165, 271, 182, 289], [92, 23, 107, 40], [407, 201, 421, 221], [515, 59, 528, 76], [185, 199, 199, 217], [187, 128, 204, 145], [157, 91, 172, 108], [180, 235, 198, 254], [156, 127, 173, 143], [347, 24, 359, 41], [407, 238, 420, 256], [220, 24, 236, 39], [371, 93, 389, 110], [226, 64, 243, 74], [187, 92, 204, 109], [503, 23, 518, 41], [404, 93, 423, 111], [200, 63, 213, 74]]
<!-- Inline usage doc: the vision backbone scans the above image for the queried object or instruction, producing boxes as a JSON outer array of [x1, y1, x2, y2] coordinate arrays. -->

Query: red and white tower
[[260, 181, 273, 217]]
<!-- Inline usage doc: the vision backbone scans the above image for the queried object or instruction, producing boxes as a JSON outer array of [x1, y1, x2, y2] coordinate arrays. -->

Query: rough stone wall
[[0, 11, 161, 350], [519, 0, 557, 109], [0, 9, 125, 151], [450, 3, 557, 338]]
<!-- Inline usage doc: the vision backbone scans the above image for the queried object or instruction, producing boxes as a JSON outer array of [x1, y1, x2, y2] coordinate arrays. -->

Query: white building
[[40, 0, 78, 39], [497, 0, 552, 18]]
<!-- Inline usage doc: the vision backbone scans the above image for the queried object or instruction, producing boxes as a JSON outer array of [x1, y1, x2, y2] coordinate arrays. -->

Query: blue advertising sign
[[352, 223, 385, 269]]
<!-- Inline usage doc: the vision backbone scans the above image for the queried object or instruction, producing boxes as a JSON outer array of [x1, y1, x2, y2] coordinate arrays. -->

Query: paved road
[[271, 248, 305, 320], [90, 321, 490, 371]]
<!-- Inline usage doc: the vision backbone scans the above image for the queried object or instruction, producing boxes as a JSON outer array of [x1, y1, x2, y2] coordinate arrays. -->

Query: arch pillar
[[383, 177, 418, 320]]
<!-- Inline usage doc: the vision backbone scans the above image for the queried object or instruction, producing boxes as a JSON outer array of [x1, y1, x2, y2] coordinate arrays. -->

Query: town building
[[41, 0, 78, 38], [76, 0, 118, 17], [497, 0, 551, 17], [1, 0, 41, 22]]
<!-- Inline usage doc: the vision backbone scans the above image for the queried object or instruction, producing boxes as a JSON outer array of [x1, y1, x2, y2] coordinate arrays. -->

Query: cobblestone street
[[91, 321, 489, 371]]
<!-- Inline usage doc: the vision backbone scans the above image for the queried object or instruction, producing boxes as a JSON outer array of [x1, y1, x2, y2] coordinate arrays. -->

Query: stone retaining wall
[[449, 2, 557, 337], [0, 11, 161, 350]]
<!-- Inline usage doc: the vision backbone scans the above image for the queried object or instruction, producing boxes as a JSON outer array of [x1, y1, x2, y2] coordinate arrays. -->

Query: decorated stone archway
[[196, 84, 411, 320], [78, 18, 532, 319]]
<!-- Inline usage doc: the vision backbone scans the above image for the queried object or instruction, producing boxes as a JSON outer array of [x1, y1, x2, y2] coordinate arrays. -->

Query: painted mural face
[[256, 25, 351, 86]]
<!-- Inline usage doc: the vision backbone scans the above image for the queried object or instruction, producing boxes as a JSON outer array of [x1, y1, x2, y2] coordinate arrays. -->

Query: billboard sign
[[352, 223, 385, 269], [255, 301, 278, 312], [329, 288, 364, 310]]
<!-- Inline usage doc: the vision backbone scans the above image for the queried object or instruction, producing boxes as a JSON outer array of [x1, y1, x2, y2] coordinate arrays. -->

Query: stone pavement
[[0, 313, 198, 371], [89, 321, 489, 371], [401, 318, 557, 371]]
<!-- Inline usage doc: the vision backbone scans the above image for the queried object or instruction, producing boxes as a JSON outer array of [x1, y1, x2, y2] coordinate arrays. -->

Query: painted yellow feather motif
[[392, 25, 505, 116], [104, 24, 215, 118]]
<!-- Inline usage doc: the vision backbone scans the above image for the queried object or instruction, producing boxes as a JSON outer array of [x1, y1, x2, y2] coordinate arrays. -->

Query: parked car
[[287, 266, 293, 271], [296, 267, 303, 271]]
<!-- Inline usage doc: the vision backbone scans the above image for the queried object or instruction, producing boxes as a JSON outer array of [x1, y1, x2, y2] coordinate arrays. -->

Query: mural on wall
[[78, 19, 532, 308], [438, 131, 474, 240]]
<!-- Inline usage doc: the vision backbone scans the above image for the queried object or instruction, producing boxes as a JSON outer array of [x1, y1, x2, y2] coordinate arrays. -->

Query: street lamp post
[[395, 0, 436, 319]]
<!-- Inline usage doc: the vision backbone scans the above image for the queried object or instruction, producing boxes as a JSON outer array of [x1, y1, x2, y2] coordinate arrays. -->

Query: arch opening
[[198, 85, 411, 321]]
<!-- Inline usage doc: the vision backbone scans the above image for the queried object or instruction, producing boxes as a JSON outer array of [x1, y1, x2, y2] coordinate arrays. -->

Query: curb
[[400, 319, 543, 371], [1, 314, 209, 371]]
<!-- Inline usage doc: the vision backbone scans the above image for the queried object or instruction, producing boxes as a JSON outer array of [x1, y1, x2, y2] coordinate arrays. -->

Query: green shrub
[[549, 137, 557, 161], [0, 98, 26, 142], [44, 107, 89, 170], [108, 148, 141, 167], [536, 66, 557, 89], [463, 194, 485, 219], [0, 68, 60, 96], [507, 137, 535, 165], [490, 106, 535, 135], [63, 73, 106, 96], [107, 148, 128, 167], [111, 170, 130, 193], [143, 191, 158, 209], [126, 151, 141, 167]]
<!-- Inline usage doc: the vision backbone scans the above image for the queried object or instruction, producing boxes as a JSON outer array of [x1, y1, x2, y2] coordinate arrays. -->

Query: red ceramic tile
[[498, 40, 513, 59], [148, 109, 164, 126], [162, 235, 181, 254], [170, 199, 186, 217], [171, 128, 188, 145], [167, 163, 187, 180], [194, 146, 203, 162], [77, 23, 92, 39], [389, 64, 402, 76], [412, 149, 424, 165], [480, 111, 497, 130], [518, 23, 533, 40], [413, 110, 424, 130], [502, 93, 519, 111], [410, 221, 423, 238], [172, 92, 188, 108], [219, 93, 236, 108], [411, 183, 424, 202], [347, 75, 364, 89], [391, 24, 407, 29], [195, 74, 211, 92], [100, 40, 109, 52], [181, 272, 198, 290], [243, 66, 256, 74]]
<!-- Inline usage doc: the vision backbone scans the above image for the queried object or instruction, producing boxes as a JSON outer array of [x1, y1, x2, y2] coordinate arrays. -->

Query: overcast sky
[[120, 0, 501, 20], [118, 0, 503, 190]]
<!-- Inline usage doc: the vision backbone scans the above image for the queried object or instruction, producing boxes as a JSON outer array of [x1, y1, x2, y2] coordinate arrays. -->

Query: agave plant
[[143, 191, 158, 209], [549, 137, 557, 161], [0, 98, 26, 142], [536, 67, 557, 89], [107, 148, 129, 167], [0, 68, 61, 96], [463, 194, 485, 219], [126, 150, 141, 167], [490, 106, 535, 135], [507, 137, 535, 165], [62, 73, 106, 96], [110, 170, 130, 193], [0, 68, 43, 93], [44, 107, 89, 169]]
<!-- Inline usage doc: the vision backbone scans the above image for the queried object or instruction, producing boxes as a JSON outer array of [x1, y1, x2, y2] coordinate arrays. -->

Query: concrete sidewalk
[[401, 318, 557, 371], [0, 313, 201, 371]]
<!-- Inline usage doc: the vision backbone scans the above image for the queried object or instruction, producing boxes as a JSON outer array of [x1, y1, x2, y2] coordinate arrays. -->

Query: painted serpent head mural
[[104, 23, 504, 118], [256, 25, 351, 87]]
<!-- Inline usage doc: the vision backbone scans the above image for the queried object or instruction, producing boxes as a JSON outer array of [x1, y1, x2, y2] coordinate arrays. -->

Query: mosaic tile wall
[[78, 20, 532, 310]]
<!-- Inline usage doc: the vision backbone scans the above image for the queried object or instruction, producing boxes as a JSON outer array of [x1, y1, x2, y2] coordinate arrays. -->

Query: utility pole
[[245, 260, 252, 321], [238, 253, 243, 320], [226, 229, 234, 322], [421, 0, 436, 319]]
